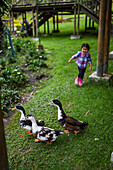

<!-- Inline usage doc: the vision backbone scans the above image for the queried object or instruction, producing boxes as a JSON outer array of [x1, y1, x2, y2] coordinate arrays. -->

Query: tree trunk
[[0, 87, 9, 170]]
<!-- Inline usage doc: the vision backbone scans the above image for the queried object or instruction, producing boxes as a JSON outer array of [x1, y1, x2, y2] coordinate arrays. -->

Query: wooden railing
[[11, 0, 100, 5]]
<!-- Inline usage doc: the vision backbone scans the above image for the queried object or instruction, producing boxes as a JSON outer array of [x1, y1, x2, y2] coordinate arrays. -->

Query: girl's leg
[[75, 75, 79, 85], [78, 67, 86, 86]]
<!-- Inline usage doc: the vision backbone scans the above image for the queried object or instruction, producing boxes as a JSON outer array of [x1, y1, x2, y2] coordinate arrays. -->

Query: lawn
[[6, 17, 113, 169]]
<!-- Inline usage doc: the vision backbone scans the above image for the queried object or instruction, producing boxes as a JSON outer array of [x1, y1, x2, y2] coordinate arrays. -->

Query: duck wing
[[38, 127, 63, 142], [36, 120, 44, 126], [65, 116, 83, 126], [64, 116, 88, 132], [20, 120, 32, 127]]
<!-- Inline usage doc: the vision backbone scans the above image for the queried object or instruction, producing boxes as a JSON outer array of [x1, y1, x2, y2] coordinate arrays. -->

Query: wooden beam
[[32, 9, 35, 36], [77, 1, 80, 36], [47, 20, 49, 34], [73, 6, 76, 36], [85, 15, 87, 33], [35, 9, 38, 37], [97, 0, 107, 77], [103, 0, 112, 74]]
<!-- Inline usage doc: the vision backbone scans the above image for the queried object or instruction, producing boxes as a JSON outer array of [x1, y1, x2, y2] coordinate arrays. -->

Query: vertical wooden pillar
[[73, 6, 76, 36], [85, 15, 87, 33], [35, 9, 38, 37], [25, 12, 26, 20], [77, 0, 80, 36], [92, 20, 94, 29], [97, 0, 107, 77], [32, 10, 35, 36], [57, 13, 59, 31], [47, 20, 49, 34], [103, 0, 112, 74], [9, 12, 11, 32], [0, 88, 9, 170], [12, 12, 14, 33], [53, 15, 55, 32], [89, 18, 91, 28], [44, 22, 46, 34]]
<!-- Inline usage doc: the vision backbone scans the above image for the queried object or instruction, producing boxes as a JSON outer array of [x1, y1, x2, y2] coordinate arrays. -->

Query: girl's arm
[[68, 58, 73, 63], [68, 51, 80, 63], [89, 63, 92, 71]]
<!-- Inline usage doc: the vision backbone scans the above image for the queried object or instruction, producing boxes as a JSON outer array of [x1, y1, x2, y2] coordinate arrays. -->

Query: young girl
[[68, 43, 92, 86]]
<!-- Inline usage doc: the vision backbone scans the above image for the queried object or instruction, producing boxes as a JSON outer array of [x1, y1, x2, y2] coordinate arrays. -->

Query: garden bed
[[1, 37, 50, 120]]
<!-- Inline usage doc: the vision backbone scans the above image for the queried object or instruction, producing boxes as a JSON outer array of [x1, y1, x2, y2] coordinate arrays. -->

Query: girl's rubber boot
[[75, 76, 79, 85], [79, 78, 83, 86]]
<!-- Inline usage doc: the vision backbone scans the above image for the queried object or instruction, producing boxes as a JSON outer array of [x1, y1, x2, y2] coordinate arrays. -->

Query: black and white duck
[[25, 115, 64, 144], [49, 99, 88, 135], [12, 106, 44, 134]]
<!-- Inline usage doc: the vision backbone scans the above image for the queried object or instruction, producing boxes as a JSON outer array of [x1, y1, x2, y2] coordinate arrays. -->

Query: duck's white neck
[[30, 117, 40, 133], [20, 110, 25, 120], [57, 106, 63, 120]]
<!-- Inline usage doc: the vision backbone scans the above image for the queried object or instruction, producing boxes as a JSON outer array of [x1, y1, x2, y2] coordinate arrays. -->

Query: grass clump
[[5, 19, 113, 170]]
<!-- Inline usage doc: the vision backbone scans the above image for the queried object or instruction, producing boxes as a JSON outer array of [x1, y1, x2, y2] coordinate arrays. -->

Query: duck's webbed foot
[[46, 141, 52, 145], [35, 139, 40, 143], [26, 132, 32, 135], [74, 130, 78, 135], [64, 130, 69, 133]]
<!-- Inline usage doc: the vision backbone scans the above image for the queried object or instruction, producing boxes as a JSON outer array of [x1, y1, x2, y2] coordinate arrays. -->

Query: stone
[[109, 51, 113, 60], [89, 71, 113, 82], [70, 35, 81, 39]]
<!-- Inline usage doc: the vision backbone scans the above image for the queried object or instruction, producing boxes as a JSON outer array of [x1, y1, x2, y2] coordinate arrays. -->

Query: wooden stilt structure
[[85, 15, 87, 33], [103, 0, 112, 74], [77, 0, 80, 36], [97, 0, 107, 77], [32, 9, 35, 36], [73, 6, 76, 36]]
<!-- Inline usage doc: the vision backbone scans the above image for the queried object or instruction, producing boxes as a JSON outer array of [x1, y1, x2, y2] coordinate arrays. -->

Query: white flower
[[0, 50, 2, 53], [17, 72, 21, 74], [37, 49, 39, 51], [94, 138, 99, 141], [8, 47, 11, 49], [39, 56, 42, 58]]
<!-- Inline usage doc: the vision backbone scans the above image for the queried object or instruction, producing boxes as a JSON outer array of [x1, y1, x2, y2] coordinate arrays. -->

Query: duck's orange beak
[[12, 108, 16, 111]]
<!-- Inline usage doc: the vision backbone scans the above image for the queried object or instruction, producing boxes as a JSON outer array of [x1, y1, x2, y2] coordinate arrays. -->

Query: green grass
[[6, 18, 113, 170]]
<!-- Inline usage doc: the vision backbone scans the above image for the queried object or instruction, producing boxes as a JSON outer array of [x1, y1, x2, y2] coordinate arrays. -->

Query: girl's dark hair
[[81, 43, 90, 50]]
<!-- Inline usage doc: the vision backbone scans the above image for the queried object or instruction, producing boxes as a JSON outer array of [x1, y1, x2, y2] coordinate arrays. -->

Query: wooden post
[[35, 9, 38, 37], [103, 0, 112, 74], [73, 6, 76, 36], [53, 15, 55, 32], [89, 18, 91, 29], [97, 0, 107, 77], [12, 12, 14, 33], [77, 0, 80, 36], [47, 20, 49, 34], [0, 87, 9, 170], [92, 20, 94, 29], [57, 13, 59, 32], [44, 22, 46, 34], [9, 12, 11, 32], [85, 15, 87, 33], [32, 10, 35, 36]]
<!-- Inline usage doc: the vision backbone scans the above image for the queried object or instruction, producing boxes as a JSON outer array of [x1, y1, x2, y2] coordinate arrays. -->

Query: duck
[[25, 115, 64, 144], [12, 106, 44, 134], [49, 99, 88, 135]]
